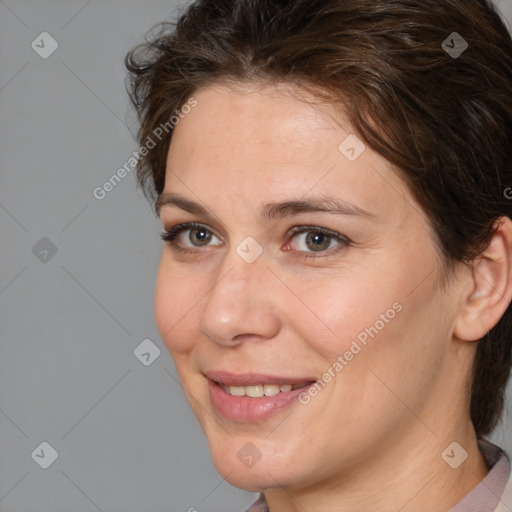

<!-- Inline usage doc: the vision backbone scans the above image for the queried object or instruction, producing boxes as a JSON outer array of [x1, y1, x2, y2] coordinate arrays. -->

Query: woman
[[125, 0, 512, 510]]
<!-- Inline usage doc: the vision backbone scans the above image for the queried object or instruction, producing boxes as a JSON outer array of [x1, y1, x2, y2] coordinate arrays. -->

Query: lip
[[204, 371, 316, 422]]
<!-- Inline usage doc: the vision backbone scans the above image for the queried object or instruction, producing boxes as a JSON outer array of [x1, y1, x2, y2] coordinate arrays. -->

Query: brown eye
[[303, 232, 332, 251], [160, 223, 222, 250], [187, 228, 213, 246], [286, 226, 351, 259]]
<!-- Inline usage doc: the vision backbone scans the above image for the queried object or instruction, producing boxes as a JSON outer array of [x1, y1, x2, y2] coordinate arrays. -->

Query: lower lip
[[208, 379, 313, 422]]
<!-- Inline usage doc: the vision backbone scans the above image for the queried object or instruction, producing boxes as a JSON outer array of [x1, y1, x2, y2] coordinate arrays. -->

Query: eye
[[286, 226, 350, 257], [160, 222, 351, 259], [160, 222, 222, 251]]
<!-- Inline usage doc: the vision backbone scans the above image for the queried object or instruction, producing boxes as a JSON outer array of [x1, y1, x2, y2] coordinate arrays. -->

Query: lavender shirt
[[244, 439, 511, 512]]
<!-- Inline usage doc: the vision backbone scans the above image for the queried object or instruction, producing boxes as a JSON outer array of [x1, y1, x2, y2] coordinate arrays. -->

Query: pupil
[[306, 232, 330, 251], [191, 229, 211, 246]]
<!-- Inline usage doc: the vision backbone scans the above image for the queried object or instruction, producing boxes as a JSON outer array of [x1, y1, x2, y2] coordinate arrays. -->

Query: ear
[[454, 216, 512, 342]]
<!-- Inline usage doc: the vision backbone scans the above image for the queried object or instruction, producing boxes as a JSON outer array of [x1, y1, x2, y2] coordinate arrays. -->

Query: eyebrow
[[156, 192, 375, 220]]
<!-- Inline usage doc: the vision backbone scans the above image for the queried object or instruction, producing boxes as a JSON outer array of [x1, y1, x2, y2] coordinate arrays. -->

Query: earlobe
[[454, 217, 512, 342]]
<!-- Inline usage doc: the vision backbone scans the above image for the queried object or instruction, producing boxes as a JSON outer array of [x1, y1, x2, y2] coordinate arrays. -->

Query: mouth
[[204, 370, 317, 422]]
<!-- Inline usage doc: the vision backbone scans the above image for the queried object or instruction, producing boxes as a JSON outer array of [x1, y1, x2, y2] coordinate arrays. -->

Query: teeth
[[223, 382, 305, 397], [246, 385, 264, 398], [229, 386, 246, 397], [264, 384, 280, 396]]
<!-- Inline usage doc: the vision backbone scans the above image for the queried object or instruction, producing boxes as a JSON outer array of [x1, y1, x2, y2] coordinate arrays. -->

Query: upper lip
[[204, 370, 316, 387]]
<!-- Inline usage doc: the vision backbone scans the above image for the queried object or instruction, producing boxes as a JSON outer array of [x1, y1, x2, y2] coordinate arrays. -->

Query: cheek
[[292, 274, 403, 355], [154, 255, 201, 356], [291, 258, 437, 395]]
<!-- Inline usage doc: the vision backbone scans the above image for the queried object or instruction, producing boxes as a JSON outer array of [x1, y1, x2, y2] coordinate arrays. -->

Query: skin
[[154, 82, 512, 512]]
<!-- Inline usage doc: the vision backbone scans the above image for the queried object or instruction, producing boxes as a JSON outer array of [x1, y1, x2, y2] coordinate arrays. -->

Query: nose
[[199, 249, 281, 346]]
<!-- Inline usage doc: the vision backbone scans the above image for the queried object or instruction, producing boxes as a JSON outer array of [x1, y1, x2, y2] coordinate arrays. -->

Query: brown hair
[[125, 0, 512, 437]]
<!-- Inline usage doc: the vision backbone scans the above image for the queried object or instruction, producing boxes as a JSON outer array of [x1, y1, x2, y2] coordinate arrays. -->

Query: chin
[[213, 456, 290, 492], [207, 439, 308, 492]]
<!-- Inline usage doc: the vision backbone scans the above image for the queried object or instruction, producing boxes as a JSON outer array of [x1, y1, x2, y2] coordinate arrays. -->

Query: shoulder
[[495, 454, 512, 512], [478, 439, 512, 512]]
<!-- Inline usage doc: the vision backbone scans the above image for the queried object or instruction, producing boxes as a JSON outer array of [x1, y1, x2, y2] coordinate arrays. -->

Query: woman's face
[[154, 83, 466, 491]]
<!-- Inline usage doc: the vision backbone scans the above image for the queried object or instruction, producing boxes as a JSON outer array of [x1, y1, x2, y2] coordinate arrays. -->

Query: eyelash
[[159, 222, 351, 260]]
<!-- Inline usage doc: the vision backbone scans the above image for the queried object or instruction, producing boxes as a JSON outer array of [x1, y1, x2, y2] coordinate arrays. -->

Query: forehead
[[170, 82, 342, 152], [164, 83, 424, 228]]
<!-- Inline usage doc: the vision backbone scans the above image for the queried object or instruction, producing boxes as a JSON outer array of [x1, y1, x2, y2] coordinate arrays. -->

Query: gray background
[[0, 1, 511, 511]]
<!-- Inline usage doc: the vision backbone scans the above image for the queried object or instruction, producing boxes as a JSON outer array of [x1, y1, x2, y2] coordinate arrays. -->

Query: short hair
[[125, 0, 512, 437]]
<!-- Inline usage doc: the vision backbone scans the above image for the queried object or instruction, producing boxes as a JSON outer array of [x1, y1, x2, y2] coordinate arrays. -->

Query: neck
[[264, 420, 488, 512]]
